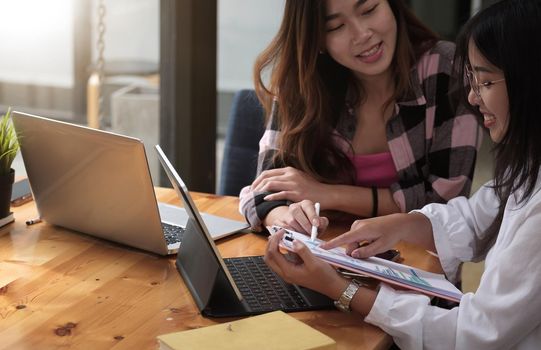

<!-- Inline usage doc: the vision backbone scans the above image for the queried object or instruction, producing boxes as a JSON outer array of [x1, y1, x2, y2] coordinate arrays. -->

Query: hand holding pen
[[265, 199, 328, 235]]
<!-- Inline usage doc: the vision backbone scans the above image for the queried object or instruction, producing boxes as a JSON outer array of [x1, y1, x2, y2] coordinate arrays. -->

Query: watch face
[[334, 281, 359, 313]]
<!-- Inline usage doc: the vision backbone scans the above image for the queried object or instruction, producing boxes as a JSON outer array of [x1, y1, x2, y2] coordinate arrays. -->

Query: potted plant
[[0, 108, 19, 219]]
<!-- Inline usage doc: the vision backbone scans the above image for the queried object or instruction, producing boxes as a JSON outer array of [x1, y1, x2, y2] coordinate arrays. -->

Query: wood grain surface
[[0, 188, 442, 349]]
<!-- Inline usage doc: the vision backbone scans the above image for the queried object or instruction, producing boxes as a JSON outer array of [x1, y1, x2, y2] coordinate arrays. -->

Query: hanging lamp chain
[[96, 0, 106, 128]]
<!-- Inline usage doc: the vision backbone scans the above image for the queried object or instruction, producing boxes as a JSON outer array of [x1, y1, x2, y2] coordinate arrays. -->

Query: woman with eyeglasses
[[239, 0, 481, 234], [265, 0, 541, 348]]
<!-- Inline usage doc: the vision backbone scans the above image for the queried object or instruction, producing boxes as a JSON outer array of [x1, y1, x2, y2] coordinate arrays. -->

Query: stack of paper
[[269, 226, 463, 302]]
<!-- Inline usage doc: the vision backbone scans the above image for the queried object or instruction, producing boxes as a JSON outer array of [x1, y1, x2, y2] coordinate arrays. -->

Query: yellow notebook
[[157, 311, 336, 350]]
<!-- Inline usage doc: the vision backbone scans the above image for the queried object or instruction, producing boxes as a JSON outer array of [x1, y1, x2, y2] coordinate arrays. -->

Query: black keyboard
[[162, 223, 186, 245], [224, 256, 309, 313]]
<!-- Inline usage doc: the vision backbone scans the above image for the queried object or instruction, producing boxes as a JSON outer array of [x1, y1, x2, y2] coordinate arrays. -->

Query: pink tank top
[[349, 152, 398, 187]]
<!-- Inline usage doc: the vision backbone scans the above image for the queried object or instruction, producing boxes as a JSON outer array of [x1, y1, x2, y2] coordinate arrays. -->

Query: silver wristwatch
[[334, 280, 360, 313]]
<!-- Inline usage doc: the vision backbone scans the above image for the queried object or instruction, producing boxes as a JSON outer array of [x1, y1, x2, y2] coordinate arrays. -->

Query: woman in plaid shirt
[[240, 0, 481, 233]]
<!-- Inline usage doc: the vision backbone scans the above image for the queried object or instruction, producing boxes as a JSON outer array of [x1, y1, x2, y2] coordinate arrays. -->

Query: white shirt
[[364, 175, 541, 349]]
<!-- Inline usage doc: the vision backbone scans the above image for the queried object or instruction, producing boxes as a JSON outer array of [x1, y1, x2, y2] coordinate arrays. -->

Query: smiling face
[[467, 40, 510, 143], [324, 0, 397, 82]]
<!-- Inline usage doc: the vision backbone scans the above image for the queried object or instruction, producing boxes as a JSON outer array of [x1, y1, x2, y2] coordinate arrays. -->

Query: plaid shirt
[[240, 41, 482, 231]]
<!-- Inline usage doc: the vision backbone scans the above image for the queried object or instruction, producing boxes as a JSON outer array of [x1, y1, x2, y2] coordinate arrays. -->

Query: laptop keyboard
[[224, 256, 309, 313], [162, 223, 186, 245]]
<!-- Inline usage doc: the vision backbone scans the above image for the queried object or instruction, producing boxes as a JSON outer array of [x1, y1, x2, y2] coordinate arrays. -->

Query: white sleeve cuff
[[411, 205, 465, 283], [364, 284, 431, 349]]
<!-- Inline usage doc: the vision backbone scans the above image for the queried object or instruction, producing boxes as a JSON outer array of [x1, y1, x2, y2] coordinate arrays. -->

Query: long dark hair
[[454, 0, 541, 250], [253, 0, 438, 184]]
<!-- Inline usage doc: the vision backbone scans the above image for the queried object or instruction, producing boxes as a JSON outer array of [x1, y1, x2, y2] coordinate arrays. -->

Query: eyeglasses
[[465, 64, 505, 100]]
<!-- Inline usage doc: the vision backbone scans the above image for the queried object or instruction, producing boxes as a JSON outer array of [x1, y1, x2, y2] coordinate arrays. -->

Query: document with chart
[[268, 226, 463, 303]]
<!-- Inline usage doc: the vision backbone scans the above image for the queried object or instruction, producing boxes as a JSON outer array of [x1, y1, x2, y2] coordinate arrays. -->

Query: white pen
[[310, 202, 321, 242], [26, 217, 42, 225]]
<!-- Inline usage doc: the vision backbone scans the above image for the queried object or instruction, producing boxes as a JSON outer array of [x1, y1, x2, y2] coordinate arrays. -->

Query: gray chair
[[218, 89, 266, 196]]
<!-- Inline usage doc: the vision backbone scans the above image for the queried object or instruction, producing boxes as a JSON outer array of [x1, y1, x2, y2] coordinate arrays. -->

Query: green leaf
[[0, 107, 20, 176]]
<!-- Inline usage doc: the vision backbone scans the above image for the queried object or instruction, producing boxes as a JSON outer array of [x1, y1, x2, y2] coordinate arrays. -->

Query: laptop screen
[[155, 145, 243, 305], [12, 111, 170, 255]]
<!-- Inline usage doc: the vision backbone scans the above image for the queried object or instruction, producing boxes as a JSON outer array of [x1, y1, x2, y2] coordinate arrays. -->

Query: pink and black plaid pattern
[[239, 41, 481, 231]]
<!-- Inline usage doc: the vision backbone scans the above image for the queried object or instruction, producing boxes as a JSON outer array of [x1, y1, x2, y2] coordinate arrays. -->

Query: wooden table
[[0, 188, 443, 349]]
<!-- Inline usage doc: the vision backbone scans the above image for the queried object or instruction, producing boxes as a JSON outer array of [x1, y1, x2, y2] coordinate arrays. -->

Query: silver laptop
[[12, 111, 249, 255]]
